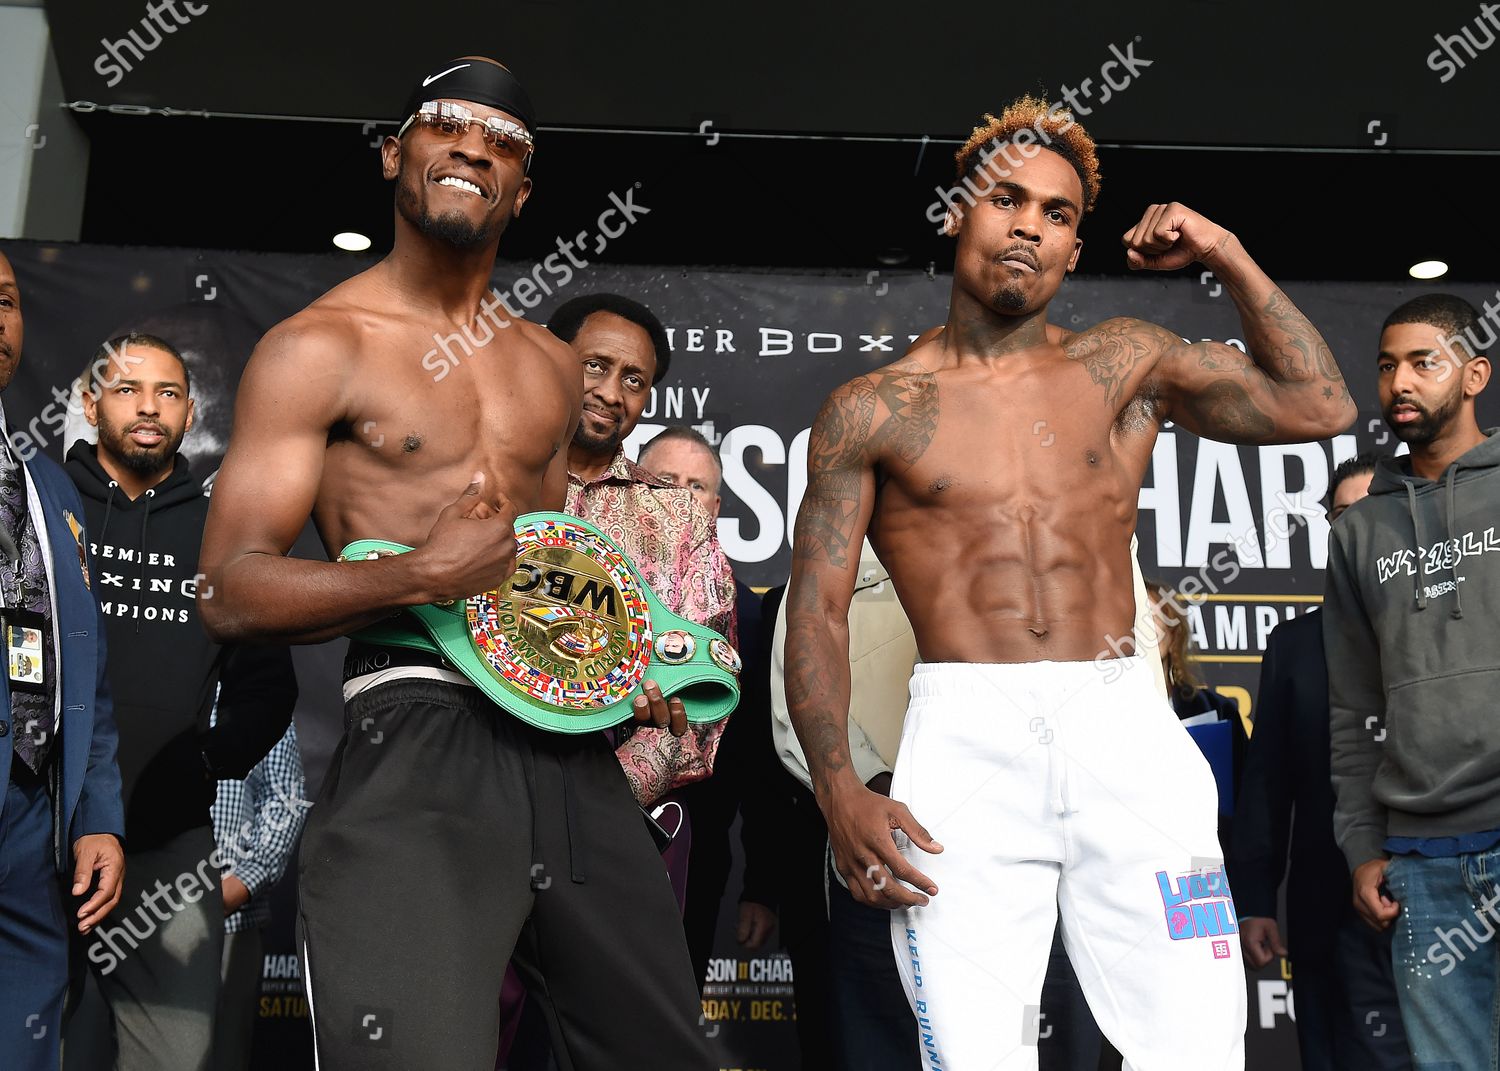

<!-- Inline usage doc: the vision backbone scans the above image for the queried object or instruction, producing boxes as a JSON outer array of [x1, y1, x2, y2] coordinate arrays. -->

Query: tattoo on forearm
[[787, 476, 858, 796], [783, 632, 850, 791], [1259, 289, 1349, 401]]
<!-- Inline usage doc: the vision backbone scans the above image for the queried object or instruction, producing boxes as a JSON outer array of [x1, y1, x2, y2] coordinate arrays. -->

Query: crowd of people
[[0, 52, 1496, 1071]]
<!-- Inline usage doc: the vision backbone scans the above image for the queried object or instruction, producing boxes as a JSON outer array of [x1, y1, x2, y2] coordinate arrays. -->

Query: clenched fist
[[1121, 202, 1233, 272]]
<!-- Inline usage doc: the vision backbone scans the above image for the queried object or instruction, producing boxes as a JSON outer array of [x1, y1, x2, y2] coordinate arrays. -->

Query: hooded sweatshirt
[[64, 443, 297, 851], [1326, 428, 1500, 872]]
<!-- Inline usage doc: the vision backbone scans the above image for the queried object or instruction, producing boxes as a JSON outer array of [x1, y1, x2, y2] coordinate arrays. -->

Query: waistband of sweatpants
[[908, 654, 1155, 698], [342, 639, 454, 682], [343, 675, 505, 723]]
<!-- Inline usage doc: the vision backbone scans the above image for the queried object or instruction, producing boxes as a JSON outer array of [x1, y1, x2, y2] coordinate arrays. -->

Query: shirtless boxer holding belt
[[198, 58, 714, 1071]]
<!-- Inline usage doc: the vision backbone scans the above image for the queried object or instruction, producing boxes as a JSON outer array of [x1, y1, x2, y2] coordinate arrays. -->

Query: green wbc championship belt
[[339, 512, 741, 734]]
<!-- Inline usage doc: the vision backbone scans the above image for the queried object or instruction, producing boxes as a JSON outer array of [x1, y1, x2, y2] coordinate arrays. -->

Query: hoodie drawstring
[[134, 488, 155, 634], [1404, 466, 1467, 618], [1445, 465, 1464, 619], [1406, 480, 1427, 611], [99, 480, 119, 547]]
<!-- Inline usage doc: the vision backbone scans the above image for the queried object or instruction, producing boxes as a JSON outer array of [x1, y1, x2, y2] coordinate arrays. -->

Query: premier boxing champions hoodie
[[1325, 429, 1500, 872], [64, 443, 297, 851]]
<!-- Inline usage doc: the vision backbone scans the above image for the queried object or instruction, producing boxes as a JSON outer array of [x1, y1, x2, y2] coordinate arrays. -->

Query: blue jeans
[[1385, 848, 1500, 1070]]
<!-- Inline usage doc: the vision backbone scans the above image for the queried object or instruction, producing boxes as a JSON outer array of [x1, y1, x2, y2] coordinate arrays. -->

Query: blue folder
[[1185, 721, 1234, 816]]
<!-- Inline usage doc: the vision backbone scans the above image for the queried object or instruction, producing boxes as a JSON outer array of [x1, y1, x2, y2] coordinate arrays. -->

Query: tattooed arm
[[1110, 202, 1357, 444], [786, 378, 876, 800], [785, 372, 942, 908]]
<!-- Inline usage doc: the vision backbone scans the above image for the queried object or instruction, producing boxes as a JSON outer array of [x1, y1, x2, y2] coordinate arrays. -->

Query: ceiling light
[[333, 231, 371, 252], [1408, 260, 1448, 280]]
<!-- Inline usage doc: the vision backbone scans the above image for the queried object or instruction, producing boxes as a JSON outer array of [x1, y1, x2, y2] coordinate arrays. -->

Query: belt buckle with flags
[[340, 512, 740, 734]]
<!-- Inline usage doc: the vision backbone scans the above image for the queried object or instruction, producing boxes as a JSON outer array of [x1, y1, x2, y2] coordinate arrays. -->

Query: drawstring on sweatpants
[[558, 755, 585, 884], [520, 738, 585, 886], [520, 744, 542, 888]]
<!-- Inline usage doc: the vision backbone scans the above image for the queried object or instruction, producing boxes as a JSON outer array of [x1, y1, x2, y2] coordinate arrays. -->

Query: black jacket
[[64, 443, 297, 850], [1227, 610, 1351, 963]]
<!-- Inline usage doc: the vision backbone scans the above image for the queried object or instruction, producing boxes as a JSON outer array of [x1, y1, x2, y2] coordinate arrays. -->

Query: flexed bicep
[[1166, 339, 1281, 443], [1076, 316, 1294, 445]]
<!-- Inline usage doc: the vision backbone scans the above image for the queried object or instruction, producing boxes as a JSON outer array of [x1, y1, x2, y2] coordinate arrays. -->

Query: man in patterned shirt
[[548, 293, 736, 808], [498, 295, 738, 1066], [210, 722, 306, 1071]]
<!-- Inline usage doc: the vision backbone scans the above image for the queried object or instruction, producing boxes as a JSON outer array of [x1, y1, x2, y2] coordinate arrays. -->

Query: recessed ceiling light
[[333, 231, 371, 252], [1409, 259, 1448, 280]]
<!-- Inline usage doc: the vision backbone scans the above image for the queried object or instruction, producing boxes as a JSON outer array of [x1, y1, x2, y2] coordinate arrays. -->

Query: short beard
[[396, 180, 495, 251], [1387, 389, 1462, 447], [96, 414, 183, 479], [571, 422, 624, 457]]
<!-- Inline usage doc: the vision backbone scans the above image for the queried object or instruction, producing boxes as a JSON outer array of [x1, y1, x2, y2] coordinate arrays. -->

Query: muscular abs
[[799, 331, 1163, 665]]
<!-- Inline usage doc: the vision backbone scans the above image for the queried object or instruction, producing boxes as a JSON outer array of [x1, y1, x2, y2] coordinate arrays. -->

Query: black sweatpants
[[298, 680, 713, 1070]]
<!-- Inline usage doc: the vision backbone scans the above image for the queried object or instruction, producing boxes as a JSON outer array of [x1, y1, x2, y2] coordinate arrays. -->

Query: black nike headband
[[401, 59, 536, 135]]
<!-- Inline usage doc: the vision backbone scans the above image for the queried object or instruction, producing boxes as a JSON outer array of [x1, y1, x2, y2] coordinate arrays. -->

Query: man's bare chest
[[334, 343, 573, 472], [874, 368, 1156, 511]]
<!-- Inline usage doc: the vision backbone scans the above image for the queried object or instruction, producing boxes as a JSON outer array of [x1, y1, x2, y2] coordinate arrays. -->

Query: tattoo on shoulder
[[866, 365, 940, 466], [1065, 319, 1159, 406], [794, 365, 940, 569], [794, 380, 878, 569]]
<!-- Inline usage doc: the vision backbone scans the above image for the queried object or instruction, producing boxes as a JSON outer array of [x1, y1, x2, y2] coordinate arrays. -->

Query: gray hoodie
[[1326, 429, 1500, 872]]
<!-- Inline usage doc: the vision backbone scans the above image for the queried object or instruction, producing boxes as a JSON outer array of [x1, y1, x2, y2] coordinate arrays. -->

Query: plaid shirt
[[210, 723, 307, 933], [567, 449, 737, 806]]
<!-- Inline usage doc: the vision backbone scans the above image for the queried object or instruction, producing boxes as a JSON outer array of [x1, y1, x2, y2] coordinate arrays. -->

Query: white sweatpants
[[889, 656, 1246, 1070]]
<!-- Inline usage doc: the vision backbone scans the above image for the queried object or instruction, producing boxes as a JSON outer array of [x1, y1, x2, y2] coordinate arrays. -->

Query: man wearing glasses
[[199, 58, 711, 1070]]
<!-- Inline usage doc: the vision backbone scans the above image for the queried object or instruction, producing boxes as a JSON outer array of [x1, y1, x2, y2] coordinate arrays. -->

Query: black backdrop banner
[[5, 238, 1496, 1069]]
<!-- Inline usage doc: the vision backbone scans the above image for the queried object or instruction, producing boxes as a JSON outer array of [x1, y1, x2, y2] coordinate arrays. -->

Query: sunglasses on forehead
[[398, 100, 535, 166]]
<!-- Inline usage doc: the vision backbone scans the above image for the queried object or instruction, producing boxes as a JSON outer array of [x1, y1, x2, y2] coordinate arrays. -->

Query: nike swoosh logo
[[422, 63, 470, 87]]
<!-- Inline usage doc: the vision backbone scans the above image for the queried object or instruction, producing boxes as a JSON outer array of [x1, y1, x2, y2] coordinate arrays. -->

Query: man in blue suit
[[0, 250, 125, 1070], [1229, 452, 1410, 1069]]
